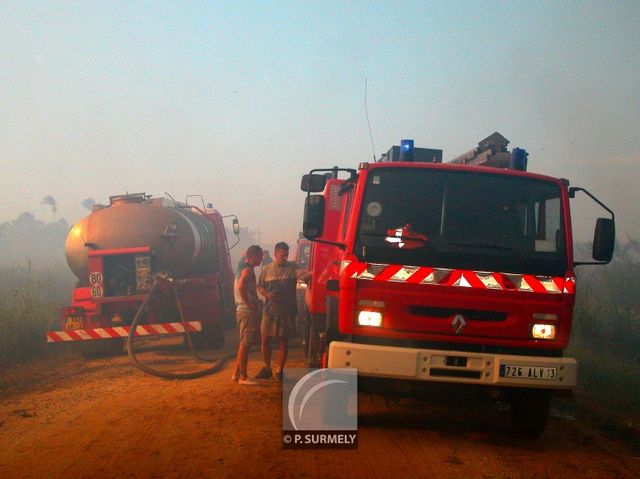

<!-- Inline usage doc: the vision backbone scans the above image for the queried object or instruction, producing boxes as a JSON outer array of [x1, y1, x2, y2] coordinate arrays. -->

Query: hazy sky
[[1, 1, 638, 245]]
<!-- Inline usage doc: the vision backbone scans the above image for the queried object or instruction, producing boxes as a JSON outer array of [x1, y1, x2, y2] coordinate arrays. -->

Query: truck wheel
[[79, 338, 125, 359], [510, 389, 551, 438]]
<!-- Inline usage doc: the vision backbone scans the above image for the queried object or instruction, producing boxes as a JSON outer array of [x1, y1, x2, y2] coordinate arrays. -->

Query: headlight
[[357, 310, 382, 327], [531, 324, 556, 340]]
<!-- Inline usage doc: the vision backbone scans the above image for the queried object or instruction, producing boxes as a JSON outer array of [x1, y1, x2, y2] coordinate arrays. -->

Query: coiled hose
[[127, 276, 236, 379]]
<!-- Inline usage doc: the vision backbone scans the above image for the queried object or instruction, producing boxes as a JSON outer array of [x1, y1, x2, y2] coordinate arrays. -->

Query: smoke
[[0, 211, 70, 269]]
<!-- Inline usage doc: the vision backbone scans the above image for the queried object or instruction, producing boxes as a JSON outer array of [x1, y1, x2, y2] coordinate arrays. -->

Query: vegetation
[[0, 265, 74, 365], [568, 240, 640, 430], [0, 212, 74, 366], [0, 211, 70, 269]]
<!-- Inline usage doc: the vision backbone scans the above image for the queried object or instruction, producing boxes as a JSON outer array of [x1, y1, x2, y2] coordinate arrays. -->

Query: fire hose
[[127, 275, 236, 379]]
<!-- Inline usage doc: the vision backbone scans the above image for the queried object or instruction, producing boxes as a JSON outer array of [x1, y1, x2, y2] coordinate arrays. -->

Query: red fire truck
[[48, 193, 239, 358], [300, 135, 615, 436]]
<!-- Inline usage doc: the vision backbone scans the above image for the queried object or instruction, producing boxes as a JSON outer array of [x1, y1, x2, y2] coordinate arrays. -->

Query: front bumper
[[328, 341, 576, 389]]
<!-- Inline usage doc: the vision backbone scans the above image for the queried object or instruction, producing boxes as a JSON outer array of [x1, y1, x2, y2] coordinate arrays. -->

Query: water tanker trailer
[[49, 193, 239, 358]]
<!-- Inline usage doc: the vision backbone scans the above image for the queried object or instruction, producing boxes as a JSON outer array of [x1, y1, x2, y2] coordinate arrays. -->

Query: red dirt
[[1, 340, 638, 478]]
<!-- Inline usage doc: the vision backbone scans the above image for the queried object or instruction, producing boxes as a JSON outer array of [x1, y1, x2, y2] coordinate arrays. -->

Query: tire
[[510, 389, 552, 438], [192, 291, 228, 350], [79, 338, 125, 359]]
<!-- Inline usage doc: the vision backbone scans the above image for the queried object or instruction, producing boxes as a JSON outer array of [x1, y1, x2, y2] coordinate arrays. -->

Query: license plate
[[64, 316, 83, 331], [499, 364, 557, 380]]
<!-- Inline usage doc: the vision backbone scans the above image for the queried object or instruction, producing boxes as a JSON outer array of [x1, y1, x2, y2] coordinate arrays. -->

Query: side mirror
[[301, 174, 327, 193], [303, 195, 325, 238], [593, 218, 615, 262], [223, 214, 241, 250]]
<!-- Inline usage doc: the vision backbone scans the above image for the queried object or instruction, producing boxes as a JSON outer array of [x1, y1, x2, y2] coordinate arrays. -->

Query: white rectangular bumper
[[328, 341, 576, 389]]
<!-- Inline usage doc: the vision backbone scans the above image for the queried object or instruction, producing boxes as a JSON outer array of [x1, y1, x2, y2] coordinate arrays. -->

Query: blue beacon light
[[399, 139, 414, 161]]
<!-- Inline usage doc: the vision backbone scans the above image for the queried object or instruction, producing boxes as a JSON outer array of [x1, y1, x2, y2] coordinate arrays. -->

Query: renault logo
[[451, 314, 466, 334]]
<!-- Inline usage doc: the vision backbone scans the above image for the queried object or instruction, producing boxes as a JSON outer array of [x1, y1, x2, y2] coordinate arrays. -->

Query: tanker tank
[[65, 193, 220, 286]]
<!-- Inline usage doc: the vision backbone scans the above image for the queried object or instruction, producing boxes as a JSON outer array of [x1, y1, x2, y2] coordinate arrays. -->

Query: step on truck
[[300, 134, 615, 437]]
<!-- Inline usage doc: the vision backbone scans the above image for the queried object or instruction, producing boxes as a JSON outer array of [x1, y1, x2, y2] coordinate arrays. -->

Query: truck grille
[[409, 306, 507, 322]]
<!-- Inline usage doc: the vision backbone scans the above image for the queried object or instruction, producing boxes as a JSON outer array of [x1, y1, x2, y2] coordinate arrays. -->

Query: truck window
[[355, 168, 567, 277], [533, 197, 561, 252]]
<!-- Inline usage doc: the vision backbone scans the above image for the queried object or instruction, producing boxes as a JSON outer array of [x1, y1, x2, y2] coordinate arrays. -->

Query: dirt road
[[1, 339, 638, 479]]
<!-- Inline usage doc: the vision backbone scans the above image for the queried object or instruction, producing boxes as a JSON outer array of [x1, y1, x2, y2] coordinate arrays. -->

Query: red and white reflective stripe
[[47, 321, 202, 343], [563, 276, 576, 294], [340, 260, 575, 295]]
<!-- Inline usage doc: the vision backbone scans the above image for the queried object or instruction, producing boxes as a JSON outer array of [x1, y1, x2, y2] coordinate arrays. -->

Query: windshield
[[355, 168, 567, 277]]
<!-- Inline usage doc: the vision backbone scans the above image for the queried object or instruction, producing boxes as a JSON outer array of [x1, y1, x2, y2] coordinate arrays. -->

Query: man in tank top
[[232, 245, 263, 385]]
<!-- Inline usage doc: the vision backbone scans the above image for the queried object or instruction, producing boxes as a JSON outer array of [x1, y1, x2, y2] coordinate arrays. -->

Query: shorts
[[261, 312, 295, 339], [236, 309, 259, 346]]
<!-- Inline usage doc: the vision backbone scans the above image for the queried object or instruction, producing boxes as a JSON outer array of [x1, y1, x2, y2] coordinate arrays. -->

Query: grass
[[0, 263, 75, 366], [567, 240, 640, 432], [567, 337, 640, 428]]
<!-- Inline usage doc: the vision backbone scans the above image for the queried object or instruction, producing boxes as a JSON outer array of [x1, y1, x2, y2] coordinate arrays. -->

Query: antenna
[[364, 78, 376, 162]]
